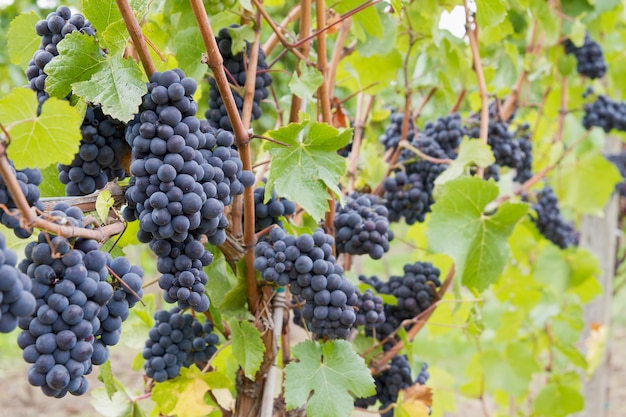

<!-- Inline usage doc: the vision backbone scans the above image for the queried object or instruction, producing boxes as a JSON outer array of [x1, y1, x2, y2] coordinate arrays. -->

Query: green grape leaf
[[339, 50, 403, 95], [96, 189, 115, 223], [284, 340, 375, 417], [475, 0, 507, 28], [45, 32, 105, 99], [151, 367, 222, 417], [39, 164, 67, 197], [205, 246, 238, 333], [288, 63, 324, 100], [227, 25, 255, 55], [435, 139, 495, 185], [427, 177, 528, 292], [228, 318, 265, 379], [553, 152, 621, 215], [0, 88, 83, 169], [334, 0, 384, 40], [533, 381, 584, 416], [97, 360, 118, 399], [90, 387, 145, 417], [73, 55, 146, 122], [7, 12, 42, 69], [265, 117, 351, 220], [83, 0, 128, 52], [171, 27, 207, 81]]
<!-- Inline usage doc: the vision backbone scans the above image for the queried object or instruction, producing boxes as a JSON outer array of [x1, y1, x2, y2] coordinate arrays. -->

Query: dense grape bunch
[[607, 152, 626, 197], [334, 193, 393, 260], [528, 186, 579, 249], [0, 233, 37, 333], [513, 123, 533, 183], [399, 138, 449, 187], [254, 228, 358, 339], [421, 112, 465, 157], [26, 6, 95, 104], [58, 105, 129, 196], [184, 318, 219, 368], [379, 110, 415, 151], [0, 163, 43, 238], [582, 94, 626, 133], [354, 289, 385, 330], [96, 256, 145, 347], [563, 33, 607, 79], [143, 308, 219, 382], [380, 262, 441, 321], [468, 120, 525, 170], [124, 68, 252, 312], [205, 26, 273, 131], [143, 308, 195, 382], [355, 354, 413, 416], [253, 186, 296, 232], [16, 203, 119, 397], [383, 171, 430, 225]]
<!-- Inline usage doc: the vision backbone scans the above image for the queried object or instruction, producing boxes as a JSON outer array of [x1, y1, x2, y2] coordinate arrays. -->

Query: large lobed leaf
[[228, 318, 265, 379], [0, 88, 83, 169], [265, 116, 351, 220], [284, 340, 375, 417], [427, 177, 528, 292], [7, 11, 41, 69]]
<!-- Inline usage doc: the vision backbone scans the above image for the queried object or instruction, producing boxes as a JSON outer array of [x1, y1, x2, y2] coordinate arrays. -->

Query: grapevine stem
[[450, 88, 467, 113], [327, 19, 352, 94], [262, 5, 302, 55], [412, 87, 437, 123], [464, 0, 488, 177], [189, 0, 259, 318], [0, 141, 35, 226], [260, 290, 286, 417], [347, 94, 374, 193], [116, 0, 156, 77], [288, 0, 312, 123], [252, 0, 313, 65], [397, 141, 453, 164], [316, 0, 332, 123]]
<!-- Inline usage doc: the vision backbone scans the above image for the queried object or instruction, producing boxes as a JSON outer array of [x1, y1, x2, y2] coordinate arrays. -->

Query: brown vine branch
[[397, 141, 453, 164], [189, 0, 259, 317], [412, 87, 437, 122], [464, 0, 488, 178], [288, 0, 312, 123], [450, 88, 467, 113], [347, 94, 374, 193], [262, 5, 302, 55], [252, 0, 312, 65], [555, 76, 568, 143], [116, 0, 156, 77]]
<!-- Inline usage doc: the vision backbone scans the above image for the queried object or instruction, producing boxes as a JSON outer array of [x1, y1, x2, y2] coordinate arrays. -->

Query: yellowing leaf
[[0, 88, 83, 169], [152, 367, 217, 417], [585, 323, 607, 379]]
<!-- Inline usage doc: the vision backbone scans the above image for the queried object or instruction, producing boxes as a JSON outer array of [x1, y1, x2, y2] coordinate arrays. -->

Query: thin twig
[[464, 0, 489, 178], [262, 5, 302, 55], [116, 0, 156, 76]]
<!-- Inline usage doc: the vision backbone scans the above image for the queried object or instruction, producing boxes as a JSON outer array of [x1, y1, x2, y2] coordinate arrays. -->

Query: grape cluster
[[254, 228, 358, 339], [143, 308, 219, 382], [205, 26, 273, 131], [253, 186, 296, 232], [416, 362, 430, 385], [0, 163, 43, 238], [124, 69, 252, 312], [16, 203, 123, 397], [26, 6, 95, 104], [513, 123, 533, 183], [582, 94, 626, 133], [563, 33, 607, 79], [97, 256, 145, 347], [383, 137, 449, 225], [379, 110, 415, 151], [422, 113, 465, 157], [334, 193, 393, 260], [354, 289, 385, 330], [355, 354, 413, 416], [468, 120, 525, 170], [607, 152, 626, 197], [144, 308, 195, 382], [382, 171, 430, 225], [528, 186, 579, 249], [0, 233, 37, 333], [58, 106, 129, 196]]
